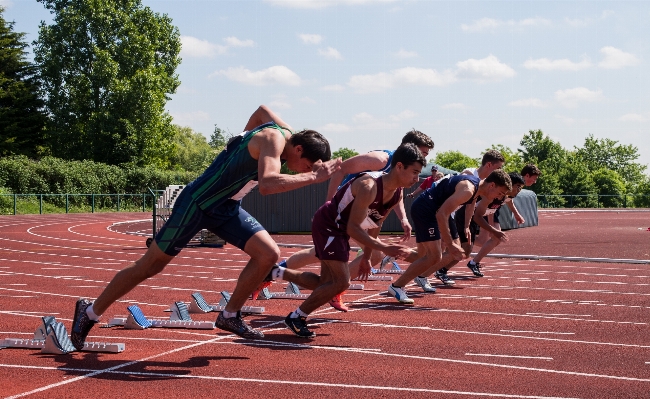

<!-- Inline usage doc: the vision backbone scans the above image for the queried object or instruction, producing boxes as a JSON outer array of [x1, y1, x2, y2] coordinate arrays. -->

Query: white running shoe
[[414, 276, 436, 293], [387, 285, 414, 304]]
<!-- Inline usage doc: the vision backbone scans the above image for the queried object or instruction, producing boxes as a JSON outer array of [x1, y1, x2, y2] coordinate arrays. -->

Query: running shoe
[[216, 311, 264, 339], [434, 269, 455, 285], [70, 298, 97, 351], [387, 284, 414, 304], [413, 276, 437, 293], [380, 256, 401, 271], [467, 261, 484, 277], [284, 314, 316, 338], [329, 293, 349, 312], [251, 281, 273, 300]]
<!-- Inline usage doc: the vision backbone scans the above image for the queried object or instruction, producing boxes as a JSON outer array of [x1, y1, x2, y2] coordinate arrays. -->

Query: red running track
[[0, 211, 648, 398]]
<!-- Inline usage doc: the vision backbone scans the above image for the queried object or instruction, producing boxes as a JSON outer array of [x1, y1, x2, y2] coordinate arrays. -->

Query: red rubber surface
[[0, 211, 648, 398]]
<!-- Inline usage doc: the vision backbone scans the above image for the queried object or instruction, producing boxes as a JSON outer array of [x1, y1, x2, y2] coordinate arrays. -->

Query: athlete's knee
[[134, 257, 169, 279], [250, 246, 280, 266]]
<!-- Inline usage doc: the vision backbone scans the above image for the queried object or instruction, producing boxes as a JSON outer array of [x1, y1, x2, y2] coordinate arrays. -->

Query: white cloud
[[348, 67, 456, 93], [461, 17, 551, 32], [0, 0, 13, 8], [298, 33, 323, 44], [455, 55, 515, 82], [441, 103, 467, 110], [619, 113, 647, 122], [171, 110, 211, 125], [212, 66, 302, 86], [318, 47, 343, 60], [523, 57, 592, 71], [265, 0, 398, 9], [300, 97, 316, 104], [555, 87, 604, 108], [389, 110, 417, 122], [554, 114, 576, 125], [180, 36, 227, 58], [508, 98, 547, 108], [224, 36, 255, 47], [319, 123, 352, 132], [394, 49, 418, 59], [598, 46, 639, 69], [565, 10, 614, 28], [269, 100, 292, 109], [320, 84, 346, 92]]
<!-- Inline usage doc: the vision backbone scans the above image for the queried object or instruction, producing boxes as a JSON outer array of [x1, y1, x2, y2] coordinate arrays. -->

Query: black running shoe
[[467, 261, 484, 277], [284, 313, 315, 338], [216, 311, 264, 339], [70, 298, 97, 350], [434, 269, 455, 285]]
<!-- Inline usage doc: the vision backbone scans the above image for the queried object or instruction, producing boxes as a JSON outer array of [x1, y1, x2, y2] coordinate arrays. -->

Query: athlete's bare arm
[[437, 181, 474, 259], [326, 151, 390, 200], [473, 200, 507, 241], [244, 105, 292, 132]]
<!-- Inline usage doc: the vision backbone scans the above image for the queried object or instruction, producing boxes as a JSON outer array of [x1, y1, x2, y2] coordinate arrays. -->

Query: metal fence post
[[142, 193, 146, 212], [39, 194, 43, 214], [13, 194, 17, 215], [117, 194, 120, 212], [91, 194, 95, 213], [66, 194, 69, 213]]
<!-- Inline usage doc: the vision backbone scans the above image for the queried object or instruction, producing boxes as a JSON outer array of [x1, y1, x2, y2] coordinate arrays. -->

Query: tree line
[[1, 3, 648, 208]]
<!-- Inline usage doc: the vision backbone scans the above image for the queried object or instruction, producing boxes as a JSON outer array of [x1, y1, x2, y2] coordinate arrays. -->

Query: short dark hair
[[391, 143, 427, 169], [401, 129, 434, 150], [509, 172, 525, 186], [290, 130, 331, 162], [521, 164, 541, 177], [481, 149, 505, 166], [484, 169, 512, 191]]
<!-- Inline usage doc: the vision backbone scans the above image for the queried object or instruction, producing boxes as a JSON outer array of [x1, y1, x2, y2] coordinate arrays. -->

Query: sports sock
[[222, 310, 237, 318], [272, 265, 285, 280], [468, 260, 477, 266], [290, 307, 309, 319], [391, 283, 403, 289], [439, 267, 448, 274], [85, 304, 100, 321]]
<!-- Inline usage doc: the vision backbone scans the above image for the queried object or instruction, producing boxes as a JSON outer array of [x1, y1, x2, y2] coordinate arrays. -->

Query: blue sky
[[3, 0, 649, 169]]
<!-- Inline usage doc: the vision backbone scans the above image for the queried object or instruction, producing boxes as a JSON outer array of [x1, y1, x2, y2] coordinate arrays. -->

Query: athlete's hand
[[357, 257, 372, 282], [382, 244, 411, 260], [515, 213, 525, 224], [399, 220, 412, 242], [464, 227, 471, 243], [312, 158, 342, 182], [490, 230, 508, 242], [448, 242, 465, 261]]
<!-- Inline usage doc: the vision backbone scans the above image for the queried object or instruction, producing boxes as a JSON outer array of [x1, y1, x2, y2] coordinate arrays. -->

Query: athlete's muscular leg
[[392, 241, 442, 287], [296, 260, 350, 314], [93, 241, 174, 315], [286, 247, 320, 270]]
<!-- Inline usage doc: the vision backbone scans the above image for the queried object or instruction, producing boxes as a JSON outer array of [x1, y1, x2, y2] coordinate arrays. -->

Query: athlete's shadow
[[40, 352, 245, 381]]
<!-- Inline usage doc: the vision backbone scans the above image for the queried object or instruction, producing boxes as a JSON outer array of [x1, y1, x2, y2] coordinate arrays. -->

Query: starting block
[[108, 304, 214, 330], [352, 275, 392, 281], [256, 282, 310, 300], [188, 292, 265, 315], [0, 316, 125, 354]]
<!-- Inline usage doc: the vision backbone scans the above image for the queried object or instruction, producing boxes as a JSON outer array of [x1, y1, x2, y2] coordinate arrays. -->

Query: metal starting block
[[256, 282, 310, 300], [108, 304, 214, 330], [373, 269, 405, 275], [0, 316, 125, 354], [352, 275, 392, 281], [188, 292, 265, 315], [348, 283, 364, 290]]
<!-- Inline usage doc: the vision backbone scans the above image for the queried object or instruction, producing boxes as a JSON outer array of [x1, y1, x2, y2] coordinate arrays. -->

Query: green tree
[[169, 125, 214, 173], [434, 150, 478, 173], [634, 176, 650, 207], [332, 147, 358, 161], [33, 0, 181, 167], [575, 134, 647, 189], [518, 129, 567, 206], [0, 7, 46, 158], [558, 152, 598, 208], [591, 168, 627, 207], [209, 124, 233, 152]]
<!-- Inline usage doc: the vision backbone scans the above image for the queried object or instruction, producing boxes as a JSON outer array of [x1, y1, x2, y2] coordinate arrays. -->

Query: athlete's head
[[520, 164, 541, 186], [480, 169, 512, 201], [508, 172, 525, 197], [390, 143, 427, 188], [433, 171, 444, 181], [480, 149, 505, 173], [401, 129, 434, 158], [286, 130, 332, 172]]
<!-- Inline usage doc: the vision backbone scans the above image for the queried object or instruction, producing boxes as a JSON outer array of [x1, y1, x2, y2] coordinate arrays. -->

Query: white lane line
[[465, 353, 553, 361], [500, 330, 575, 335], [0, 364, 581, 399]]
